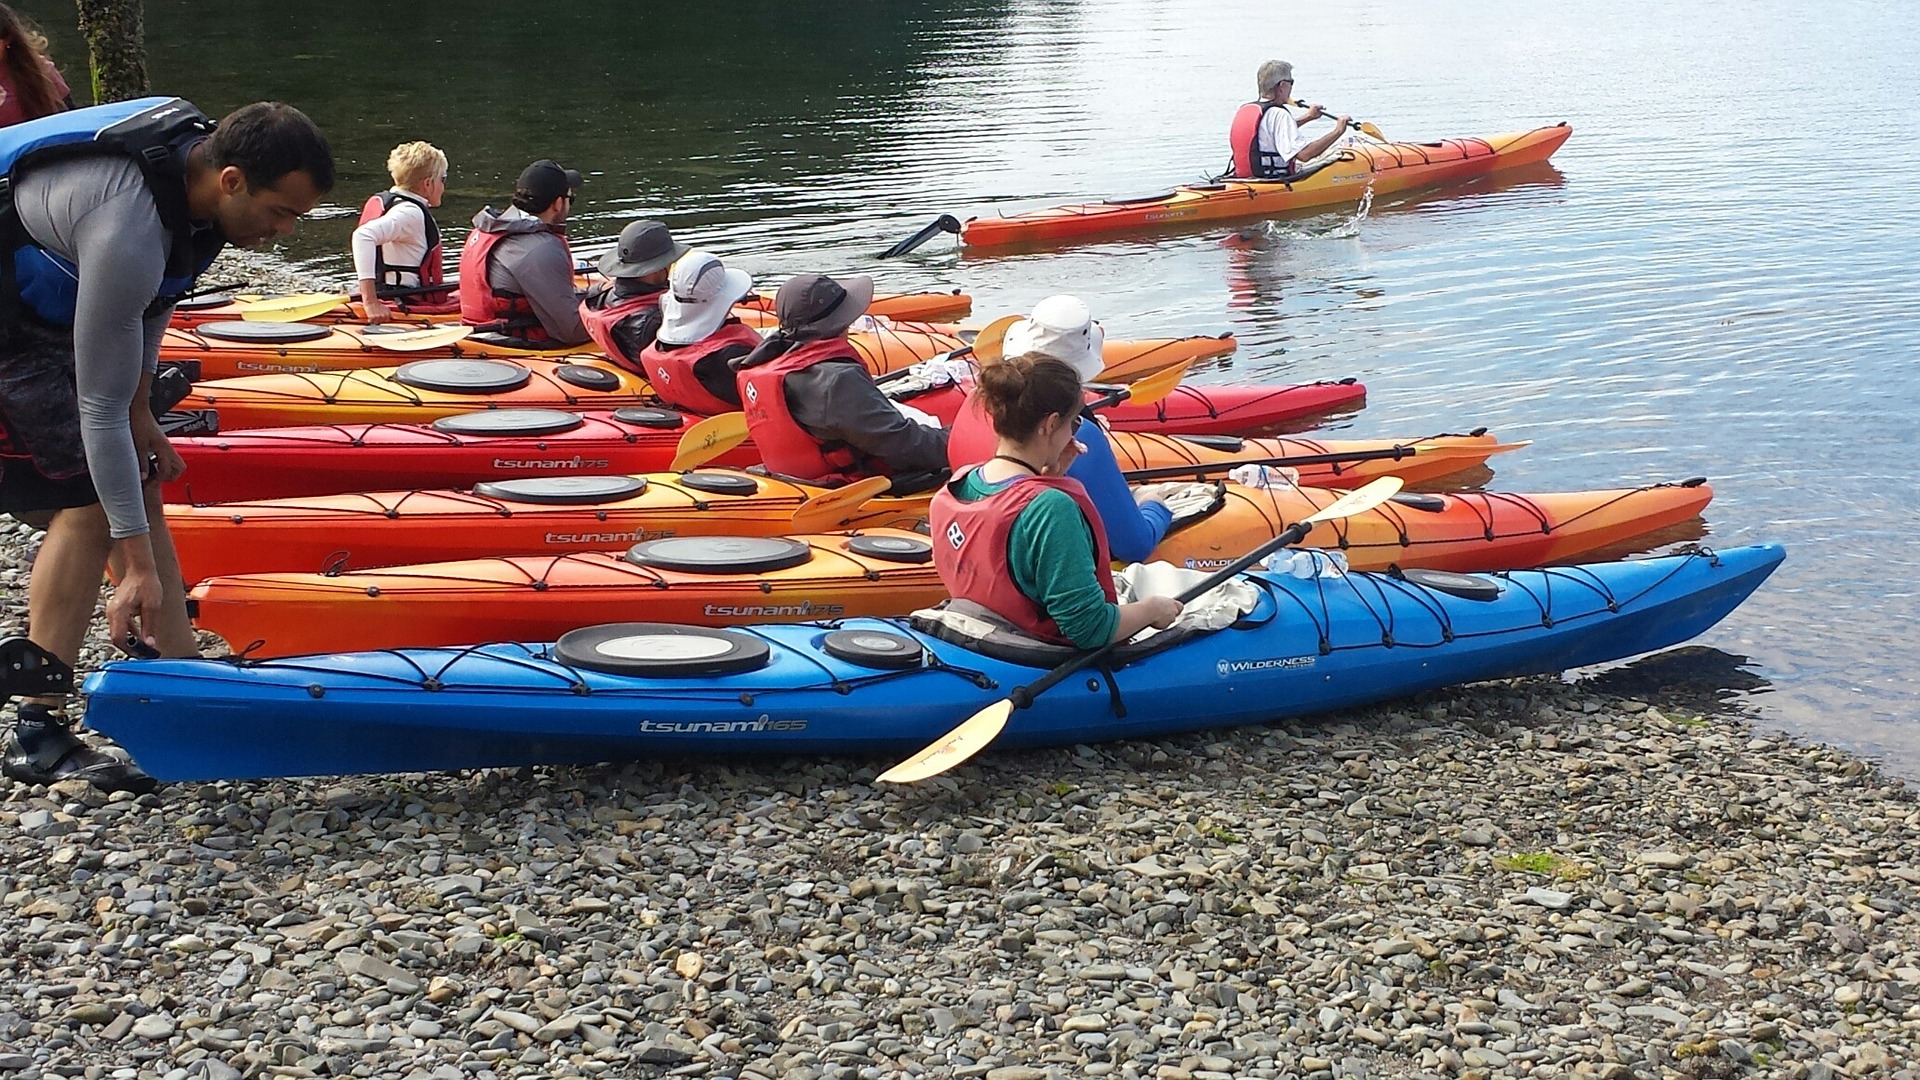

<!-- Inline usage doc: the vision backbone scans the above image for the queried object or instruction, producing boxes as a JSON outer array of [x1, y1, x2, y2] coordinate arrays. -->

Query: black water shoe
[[2, 710, 157, 795]]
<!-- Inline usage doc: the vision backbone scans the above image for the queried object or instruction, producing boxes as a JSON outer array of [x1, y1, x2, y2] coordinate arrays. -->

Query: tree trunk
[[73, 0, 148, 103]]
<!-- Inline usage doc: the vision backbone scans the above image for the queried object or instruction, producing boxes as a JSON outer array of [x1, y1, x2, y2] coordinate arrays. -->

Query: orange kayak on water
[[165, 470, 1711, 586], [169, 287, 974, 329], [960, 124, 1571, 250], [177, 332, 1237, 428]]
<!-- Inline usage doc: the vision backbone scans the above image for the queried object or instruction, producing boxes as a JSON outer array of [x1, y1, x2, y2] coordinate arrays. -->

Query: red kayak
[[165, 380, 1369, 505]]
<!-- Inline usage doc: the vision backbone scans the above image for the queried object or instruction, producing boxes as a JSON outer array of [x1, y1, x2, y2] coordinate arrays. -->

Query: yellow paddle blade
[[669, 412, 751, 471], [1359, 121, 1386, 140], [362, 325, 474, 352], [790, 475, 894, 533], [1303, 475, 1402, 524], [1114, 359, 1191, 407], [877, 700, 1011, 785], [236, 292, 352, 322], [1408, 440, 1531, 457], [967, 315, 1023, 366]]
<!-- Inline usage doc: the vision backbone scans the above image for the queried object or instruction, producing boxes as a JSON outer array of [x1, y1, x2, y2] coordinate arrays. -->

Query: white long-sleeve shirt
[[350, 191, 433, 287]]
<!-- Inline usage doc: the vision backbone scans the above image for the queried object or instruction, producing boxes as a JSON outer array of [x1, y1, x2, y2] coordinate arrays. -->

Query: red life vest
[[929, 467, 1116, 645], [578, 284, 662, 370], [636, 321, 760, 416], [1229, 100, 1292, 179], [456, 226, 553, 341], [736, 337, 876, 486], [356, 191, 452, 310], [945, 388, 995, 471]]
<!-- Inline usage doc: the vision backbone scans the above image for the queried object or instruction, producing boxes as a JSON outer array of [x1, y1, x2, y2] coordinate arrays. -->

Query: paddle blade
[[967, 315, 1023, 366], [1117, 359, 1191, 406], [1302, 475, 1403, 525], [670, 412, 751, 471], [364, 325, 474, 352], [790, 475, 894, 532], [1359, 121, 1386, 140], [236, 292, 351, 322], [879, 214, 963, 259], [877, 700, 1013, 784]]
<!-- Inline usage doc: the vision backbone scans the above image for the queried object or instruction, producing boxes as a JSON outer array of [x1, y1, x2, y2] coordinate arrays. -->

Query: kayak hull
[[164, 386, 1377, 504], [87, 544, 1784, 781], [170, 289, 975, 330], [962, 124, 1572, 249], [164, 475, 1712, 584]]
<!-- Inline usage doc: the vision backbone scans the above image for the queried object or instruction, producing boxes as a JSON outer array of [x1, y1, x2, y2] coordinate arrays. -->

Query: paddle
[[879, 214, 964, 259], [871, 313, 1020, 390], [876, 475, 1406, 784], [1289, 100, 1385, 140], [357, 325, 475, 352], [1120, 440, 1530, 483], [789, 475, 896, 532], [237, 283, 460, 323], [787, 362, 1196, 530], [669, 413, 753, 471]]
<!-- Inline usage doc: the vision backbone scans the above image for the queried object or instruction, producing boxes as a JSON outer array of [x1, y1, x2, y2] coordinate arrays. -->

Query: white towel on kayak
[[1114, 561, 1260, 641], [880, 352, 976, 401], [1130, 481, 1222, 525]]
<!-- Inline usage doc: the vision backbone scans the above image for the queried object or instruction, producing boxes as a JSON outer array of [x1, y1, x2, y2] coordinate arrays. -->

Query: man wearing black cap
[[456, 158, 590, 346], [578, 219, 688, 370]]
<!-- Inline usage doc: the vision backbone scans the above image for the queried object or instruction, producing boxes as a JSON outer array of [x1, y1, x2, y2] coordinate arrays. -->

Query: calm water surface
[[31, 0, 1920, 769]]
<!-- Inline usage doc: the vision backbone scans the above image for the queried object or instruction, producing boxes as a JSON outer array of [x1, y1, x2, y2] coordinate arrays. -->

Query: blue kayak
[[82, 545, 1783, 782]]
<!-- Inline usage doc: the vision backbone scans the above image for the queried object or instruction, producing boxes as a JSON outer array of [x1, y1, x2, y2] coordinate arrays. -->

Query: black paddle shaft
[[880, 214, 963, 258], [1006, 518, 1314, 710], [1122, 444, 1420, 483]]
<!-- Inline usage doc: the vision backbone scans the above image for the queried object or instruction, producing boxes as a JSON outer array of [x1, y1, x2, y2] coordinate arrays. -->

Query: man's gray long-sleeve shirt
[[13, 155, 176, 539], [785, 360, 949, 476], [469, 206, 589, 345]]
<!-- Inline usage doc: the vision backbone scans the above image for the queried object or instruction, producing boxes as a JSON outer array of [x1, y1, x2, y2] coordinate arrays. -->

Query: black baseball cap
[[514, 159, 582, 211]]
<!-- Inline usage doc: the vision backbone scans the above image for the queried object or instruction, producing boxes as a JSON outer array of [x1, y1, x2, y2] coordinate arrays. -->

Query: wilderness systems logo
[[1216, 655, 1316, 677], [493, 456, 612, 470], [702, 600, 846, 618], [638, 715, 809, 734], [544, 528, 674, 545], [1184, 557, 1232, 570]]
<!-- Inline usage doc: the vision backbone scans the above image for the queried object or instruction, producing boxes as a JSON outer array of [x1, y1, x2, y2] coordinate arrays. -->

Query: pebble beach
[[5, 252, 1918, 1080]]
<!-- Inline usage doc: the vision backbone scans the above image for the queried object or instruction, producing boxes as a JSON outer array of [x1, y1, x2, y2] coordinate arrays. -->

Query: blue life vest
[[0, 96, 224, 327]]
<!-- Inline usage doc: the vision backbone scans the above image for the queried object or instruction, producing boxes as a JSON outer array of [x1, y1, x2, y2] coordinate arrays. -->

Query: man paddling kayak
[[635, 249, 759, 413], [930, 354, 1182, 648], [733, 273, 948, 488], [1228, 60, 1352, 179], [352, 140, 452, 323], [458, 158, 589, 346], [1, 99, 333, 792], [578, 219, 686, 368]]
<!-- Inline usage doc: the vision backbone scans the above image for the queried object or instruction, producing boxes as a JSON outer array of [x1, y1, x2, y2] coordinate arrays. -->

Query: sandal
[[2, 719, 158, 795]]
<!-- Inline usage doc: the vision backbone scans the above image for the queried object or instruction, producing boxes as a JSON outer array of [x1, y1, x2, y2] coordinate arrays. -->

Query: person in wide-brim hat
[[597, 218, 689, 280]]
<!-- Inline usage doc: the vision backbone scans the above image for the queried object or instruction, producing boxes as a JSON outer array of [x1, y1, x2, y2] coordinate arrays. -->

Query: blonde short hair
[[386, 141, 447, 190]]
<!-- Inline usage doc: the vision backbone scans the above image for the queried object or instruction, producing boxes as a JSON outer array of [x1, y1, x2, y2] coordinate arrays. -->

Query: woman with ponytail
[[929, 354, 1183, 649], [732, 272, 948, 487], [0, 4, 72, 128]]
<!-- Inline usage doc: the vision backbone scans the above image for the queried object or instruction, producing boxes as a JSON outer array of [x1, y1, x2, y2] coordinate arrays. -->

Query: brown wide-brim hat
[[773, 273, 874, 337]]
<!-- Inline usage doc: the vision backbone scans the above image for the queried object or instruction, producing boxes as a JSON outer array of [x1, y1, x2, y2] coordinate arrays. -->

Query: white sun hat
[[657, 250, 755, 345], [1000, 294, 1106, 381]]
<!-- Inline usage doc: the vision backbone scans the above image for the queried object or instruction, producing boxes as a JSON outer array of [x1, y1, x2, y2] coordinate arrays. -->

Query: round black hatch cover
[[196, 320, 333, 344], [677, 471, 760, 496], [430, 409, 584, 437], [1396, 567, 1501, 602], [1389, 492, 1449, 513], [556, 364, 622, 391], [611, 406, 685, 429], [472, 475, 648, 504], [175, 293, 236, 311], [555, 622, 771, 677], [822, 629, 924, 670], [626, 536, 812, 575], [394, 359, 531, 394], [844, 534, 933, 563]]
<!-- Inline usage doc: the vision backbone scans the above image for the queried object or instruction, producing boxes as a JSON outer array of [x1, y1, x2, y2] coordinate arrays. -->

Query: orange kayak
[[178, 332, 1237, 429], [165, 471, 1711, 585], [170, 287, 974, 329], [961, 124, 1571, 250]]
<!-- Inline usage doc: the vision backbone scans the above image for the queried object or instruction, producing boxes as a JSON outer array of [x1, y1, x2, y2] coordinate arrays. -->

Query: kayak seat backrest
[[469, 332, 575, 351], [1103, 189, 1180, 205], [909, 599, 1201, 670], [1242, 159, 1338, 187]]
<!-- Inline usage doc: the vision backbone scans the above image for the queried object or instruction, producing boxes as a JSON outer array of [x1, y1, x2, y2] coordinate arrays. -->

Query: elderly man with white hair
[[1228, 59, 1352, 179]]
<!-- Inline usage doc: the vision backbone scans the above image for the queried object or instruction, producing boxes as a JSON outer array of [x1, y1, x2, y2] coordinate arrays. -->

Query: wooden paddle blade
[[790, 475, 894, 532], [236, 292, 352, 322], [364, 325, 475, 352], [1117, 359, 1191, 406], [877, 700, 1012, 784], [967, 315, 1023, 366], [669, 412, 750, 471]]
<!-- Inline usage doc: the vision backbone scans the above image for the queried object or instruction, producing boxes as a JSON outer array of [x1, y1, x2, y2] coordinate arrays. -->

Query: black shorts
[[0, 317, 100, 516]]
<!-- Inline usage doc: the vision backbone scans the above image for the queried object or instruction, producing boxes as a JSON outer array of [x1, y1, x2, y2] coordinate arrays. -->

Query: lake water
[[30, 0, 1920, 770]]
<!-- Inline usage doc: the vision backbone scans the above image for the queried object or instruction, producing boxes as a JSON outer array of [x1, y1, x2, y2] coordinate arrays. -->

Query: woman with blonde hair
[[351, 140, 452, 321], [0, 4, 72, 127]]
